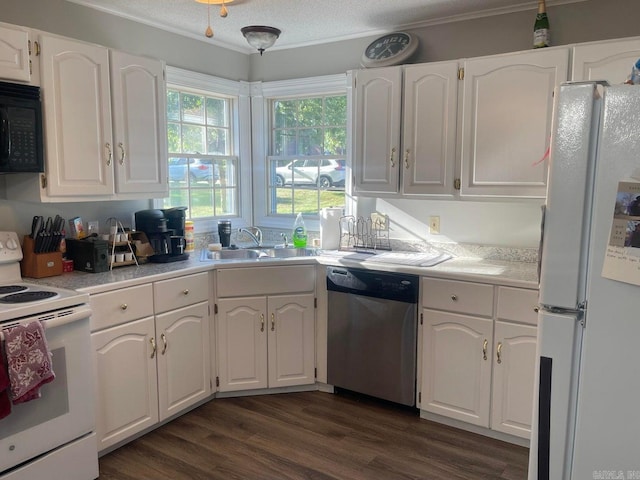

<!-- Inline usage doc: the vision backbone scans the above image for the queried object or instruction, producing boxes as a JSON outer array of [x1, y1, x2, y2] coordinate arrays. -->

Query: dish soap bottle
[[292, 213, 308, 248]]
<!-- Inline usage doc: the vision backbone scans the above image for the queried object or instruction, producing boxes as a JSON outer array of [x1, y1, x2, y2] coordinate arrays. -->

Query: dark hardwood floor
[[98, 391, 529, 480]]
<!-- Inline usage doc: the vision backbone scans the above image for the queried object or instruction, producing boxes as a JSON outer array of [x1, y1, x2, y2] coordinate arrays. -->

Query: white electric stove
[[0, 231, 98, 480]]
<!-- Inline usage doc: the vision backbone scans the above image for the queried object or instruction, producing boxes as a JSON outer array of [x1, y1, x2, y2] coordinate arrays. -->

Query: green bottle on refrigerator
[[533, 0, 550, 48]]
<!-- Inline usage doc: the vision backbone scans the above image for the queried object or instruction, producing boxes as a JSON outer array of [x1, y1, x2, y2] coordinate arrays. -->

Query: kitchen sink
[[259, 247, 317, 258], [200, 247, 317, 261], [200, 249, 262, 260]]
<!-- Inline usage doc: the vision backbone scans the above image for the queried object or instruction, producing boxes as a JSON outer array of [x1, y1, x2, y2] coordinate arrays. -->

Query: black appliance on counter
[[134, 209, 188, 263], [66, 237, 110, 273]]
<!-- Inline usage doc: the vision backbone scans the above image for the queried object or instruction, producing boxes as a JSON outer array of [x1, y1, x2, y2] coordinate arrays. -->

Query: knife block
[[20, 236, 63, 278]]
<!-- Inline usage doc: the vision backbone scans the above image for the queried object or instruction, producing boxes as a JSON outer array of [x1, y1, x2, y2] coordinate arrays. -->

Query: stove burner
[[0, 291, 58, 304], [0, 285, 28, 295]]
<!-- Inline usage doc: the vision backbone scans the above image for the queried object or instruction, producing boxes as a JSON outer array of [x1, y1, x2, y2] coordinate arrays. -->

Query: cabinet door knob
[[450, 294, 458, 301], [534, 306, 540, 313], [482, 339, 488, 361], [260, 313, 265, 332], [150, 337, 156, 359], [271, 313, 275, 332], [120, 303, 128, 310], [496, 342, 503, 364], [404, 149, 410, 169], [390, 147, 396, 168], [183, 289, 189, 295]]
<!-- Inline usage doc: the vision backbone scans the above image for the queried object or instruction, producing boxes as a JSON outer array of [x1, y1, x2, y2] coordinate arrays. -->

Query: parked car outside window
[[168, 158, 220, 185], [275, 158, 345, 188]]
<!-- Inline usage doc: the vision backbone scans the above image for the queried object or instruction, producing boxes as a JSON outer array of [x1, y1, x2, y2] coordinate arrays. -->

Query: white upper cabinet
[[110, 50, 168, 196], [353, 66, 402, 194], [402, 61, 458, 196], [6, 31, 168, 202], [572, 36, 640, 83], [0, 22, 31, 83], [459, 48, 569, 198], [40, 33, 115, 197]]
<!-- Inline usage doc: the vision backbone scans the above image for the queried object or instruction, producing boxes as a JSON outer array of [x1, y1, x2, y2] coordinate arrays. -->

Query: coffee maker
[[134, 208, 188, 263]]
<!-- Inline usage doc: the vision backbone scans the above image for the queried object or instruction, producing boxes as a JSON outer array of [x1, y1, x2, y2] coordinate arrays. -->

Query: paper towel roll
[[320, 207, 342, 250]]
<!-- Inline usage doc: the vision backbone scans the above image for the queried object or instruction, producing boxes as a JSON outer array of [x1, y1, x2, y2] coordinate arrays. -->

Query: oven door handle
[[41, 305, 92, 330]]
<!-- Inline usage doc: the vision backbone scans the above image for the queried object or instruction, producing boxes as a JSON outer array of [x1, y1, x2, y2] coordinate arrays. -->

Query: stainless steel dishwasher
[[326, 266, 419, 406]]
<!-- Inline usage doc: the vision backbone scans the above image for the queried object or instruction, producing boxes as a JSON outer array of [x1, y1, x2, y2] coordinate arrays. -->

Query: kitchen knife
[[42, 216, 53, 252], [31, 216, 43, 252]]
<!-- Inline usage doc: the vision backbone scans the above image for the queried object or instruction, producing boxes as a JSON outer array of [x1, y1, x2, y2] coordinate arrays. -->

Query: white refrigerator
[[529, 81, 640, 480]]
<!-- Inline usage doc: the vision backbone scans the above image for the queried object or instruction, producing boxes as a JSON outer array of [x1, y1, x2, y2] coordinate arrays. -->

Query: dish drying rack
[[339, 215, 391, 251]]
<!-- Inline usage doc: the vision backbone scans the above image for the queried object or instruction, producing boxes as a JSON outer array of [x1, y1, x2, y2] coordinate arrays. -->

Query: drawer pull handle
[[260, 313, 265, 332], [150, 337, 156, 359], [120, 304, 128, 310], [271, 313, 275, 331], [496, 342, 503, 364], [183, 289, 189, 295], [404, 149, 410, 169], [161, 333, 167, 355], [118, 142, 126, 165], [451, 294, 458, 301], [482, 339, 488, 361], [390, 147, 396, 168], [105, 142, 112, 166]]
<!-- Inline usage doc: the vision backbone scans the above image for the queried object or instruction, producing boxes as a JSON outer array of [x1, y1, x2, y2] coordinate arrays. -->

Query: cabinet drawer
[[153, 272, 209, 314], [422, 278, 493, 317], [497, 286, 539, 326], [90, 284, 154, 331], [217, 265, 316, 297]]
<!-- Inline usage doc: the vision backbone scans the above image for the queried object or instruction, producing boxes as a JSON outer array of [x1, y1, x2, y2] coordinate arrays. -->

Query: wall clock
[[361, 32, 419, 68]]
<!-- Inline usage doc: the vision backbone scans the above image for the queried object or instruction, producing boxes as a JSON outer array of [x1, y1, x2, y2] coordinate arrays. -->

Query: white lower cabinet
[[217, 293, 315, 392], [91, 273, 210, 452], [420, 278, 538, 440], [215, 265, 316, 393]]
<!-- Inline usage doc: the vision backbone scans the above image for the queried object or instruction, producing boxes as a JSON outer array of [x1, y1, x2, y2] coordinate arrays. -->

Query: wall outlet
[[371, 212, 388, 230], [429, 216, 440, 235]]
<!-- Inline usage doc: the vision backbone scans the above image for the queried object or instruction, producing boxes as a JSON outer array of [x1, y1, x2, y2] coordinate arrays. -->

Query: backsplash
[[195, 228, 538, 263]]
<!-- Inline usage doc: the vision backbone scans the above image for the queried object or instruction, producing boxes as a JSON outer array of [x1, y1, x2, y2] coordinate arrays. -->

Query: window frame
[[157, 66, 253, 234], [251, 74, 353, 232]]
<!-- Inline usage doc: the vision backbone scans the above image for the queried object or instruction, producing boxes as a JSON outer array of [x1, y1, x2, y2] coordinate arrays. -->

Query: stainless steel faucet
[[280, 232, 289, 248], [237, 227, 263, 247]]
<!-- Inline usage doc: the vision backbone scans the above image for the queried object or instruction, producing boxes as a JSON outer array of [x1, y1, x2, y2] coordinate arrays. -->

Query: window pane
[[182, 125, 205, 153], [324, 128, 346, 155], [274, 100, 297, 129], [181, 93, 205, 124], [206, 97, 227, 126], [167, 123, 180, 152], [163, 186, 189, 211], [274, 129, 297, 156], [299, 128, 323, 155], [298, 98, 322, 127], [190, 188, 214, 217], [167, 90, 180, 121], [324, 96, 347, 125], [207, 127, 228, 155], [168, 157, 188, 185], [215, 188, 237, 216]]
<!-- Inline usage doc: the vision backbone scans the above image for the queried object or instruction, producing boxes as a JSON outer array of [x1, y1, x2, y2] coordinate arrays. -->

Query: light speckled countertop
[[27, 248, 539, 294]]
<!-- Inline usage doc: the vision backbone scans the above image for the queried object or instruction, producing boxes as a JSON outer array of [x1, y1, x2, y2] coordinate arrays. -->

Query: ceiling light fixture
[[195, 0, 233, 38], [241, 26, 281, 55]]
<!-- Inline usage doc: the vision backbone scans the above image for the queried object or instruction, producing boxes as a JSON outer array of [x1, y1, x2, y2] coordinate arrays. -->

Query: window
[[160, 67, 252, 233], [164, 88, 238, 218], [267, 95, 347, 216], [251, 74, 350, 230]]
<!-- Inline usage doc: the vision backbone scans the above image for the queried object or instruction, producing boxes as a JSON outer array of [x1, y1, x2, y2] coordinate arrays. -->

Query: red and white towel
[[2, 321, 55, 405]]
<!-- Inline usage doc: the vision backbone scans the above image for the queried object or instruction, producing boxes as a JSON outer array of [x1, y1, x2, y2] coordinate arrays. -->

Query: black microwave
[[0, 80, 44, 173]]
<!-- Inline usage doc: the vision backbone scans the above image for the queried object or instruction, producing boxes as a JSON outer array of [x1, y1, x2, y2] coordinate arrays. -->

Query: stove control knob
[[5, 237, 18, 250]]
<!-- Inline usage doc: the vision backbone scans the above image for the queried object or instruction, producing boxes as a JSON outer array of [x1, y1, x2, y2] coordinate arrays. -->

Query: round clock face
[[361, 32, 419, 68]]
